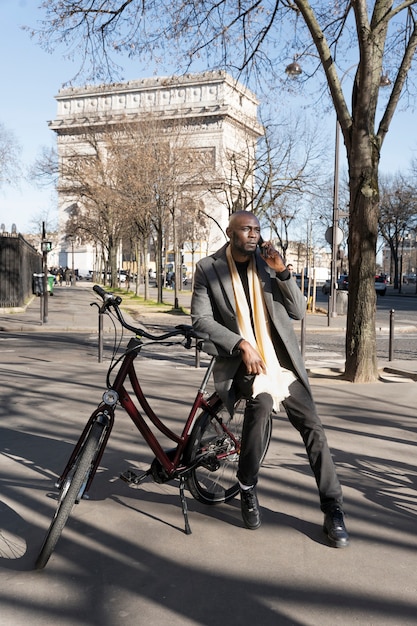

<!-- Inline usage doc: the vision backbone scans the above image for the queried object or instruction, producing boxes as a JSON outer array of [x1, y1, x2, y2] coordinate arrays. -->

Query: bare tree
[[131, 123, 181, 304], [32, 114, 207, 300], [205, 113, 326, 261], [0, 122, 22, 190], [379, 174, 417, 288], [29, 146, 58, 188], [255, 116, 326, 260], [62, 128, 129, 287], [29, 209, 58, 239], [176, 198, 210, 281], [113, 117, 205, 304], [112, 120, 170, 301], [30, 1, 417, 381], [29, 147, 60, 239]]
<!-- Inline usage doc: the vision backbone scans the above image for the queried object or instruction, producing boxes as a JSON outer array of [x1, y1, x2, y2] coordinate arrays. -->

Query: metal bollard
[[195, 341, 200, 368], [98, 312, 104, 363], [301, 316, 306, 358], [388, 309, 395, 362]]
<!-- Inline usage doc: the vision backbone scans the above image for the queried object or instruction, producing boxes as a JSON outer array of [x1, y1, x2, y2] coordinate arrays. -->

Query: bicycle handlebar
[[93, 284, 122, 306], [92, 284, 207, 346]]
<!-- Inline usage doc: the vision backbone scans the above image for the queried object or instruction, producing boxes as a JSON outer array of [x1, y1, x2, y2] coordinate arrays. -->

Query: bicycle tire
[[186, 399, 272, 505], [35, 420, 105, 570]]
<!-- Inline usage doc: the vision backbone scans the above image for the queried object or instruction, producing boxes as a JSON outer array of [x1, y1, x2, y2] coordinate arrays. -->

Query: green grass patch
[[95, 284, 190, 316]]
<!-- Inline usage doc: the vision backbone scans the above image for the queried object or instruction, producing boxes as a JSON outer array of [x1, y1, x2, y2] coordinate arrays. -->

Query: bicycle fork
[[56, 406, 113, 496]]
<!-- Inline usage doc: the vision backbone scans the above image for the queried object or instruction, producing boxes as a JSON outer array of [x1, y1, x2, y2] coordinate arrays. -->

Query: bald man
[[191, 211, 349, 548]]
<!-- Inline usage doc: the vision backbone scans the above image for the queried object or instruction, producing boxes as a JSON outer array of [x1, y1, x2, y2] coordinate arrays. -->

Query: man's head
[[226, 211, 261, 262]]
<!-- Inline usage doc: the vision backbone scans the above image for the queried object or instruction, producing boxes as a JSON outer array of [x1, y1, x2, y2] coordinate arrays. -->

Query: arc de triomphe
[[48, 70, 263, 275]]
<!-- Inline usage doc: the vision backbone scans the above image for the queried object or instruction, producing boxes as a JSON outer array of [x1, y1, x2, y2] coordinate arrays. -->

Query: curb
[[382, 366, 417, 381]]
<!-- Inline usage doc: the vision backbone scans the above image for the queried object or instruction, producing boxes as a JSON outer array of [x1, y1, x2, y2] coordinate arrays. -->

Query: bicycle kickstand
[[179, 477, 192, 535]]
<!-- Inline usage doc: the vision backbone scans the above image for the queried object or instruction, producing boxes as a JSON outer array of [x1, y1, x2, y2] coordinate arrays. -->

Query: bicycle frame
[[34, 287, 248, 565], [56, 336, 223, 495]]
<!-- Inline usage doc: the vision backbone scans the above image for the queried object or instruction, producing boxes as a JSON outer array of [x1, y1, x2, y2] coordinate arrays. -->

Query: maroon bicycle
[[35, 285, 272, 569]]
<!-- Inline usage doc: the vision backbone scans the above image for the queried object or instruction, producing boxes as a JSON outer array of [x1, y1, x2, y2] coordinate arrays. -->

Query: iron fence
[[0, 233, 42, 308]]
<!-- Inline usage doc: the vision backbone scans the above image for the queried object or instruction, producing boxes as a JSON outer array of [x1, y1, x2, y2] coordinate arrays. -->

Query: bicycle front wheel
[[35, 420, 105, 570], [186, 399, 272, 505]]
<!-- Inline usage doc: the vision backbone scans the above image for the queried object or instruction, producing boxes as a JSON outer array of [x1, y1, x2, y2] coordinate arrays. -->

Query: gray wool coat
[[191, 243, 311, 413]]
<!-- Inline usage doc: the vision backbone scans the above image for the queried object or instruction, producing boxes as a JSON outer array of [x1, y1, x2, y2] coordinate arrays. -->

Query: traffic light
[[41, 241, 52, 252]]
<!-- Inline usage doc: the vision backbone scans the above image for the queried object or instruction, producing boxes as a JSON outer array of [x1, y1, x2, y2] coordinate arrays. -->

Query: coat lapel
[[212, 245, 276, 318], [212, 244, 237, 313]]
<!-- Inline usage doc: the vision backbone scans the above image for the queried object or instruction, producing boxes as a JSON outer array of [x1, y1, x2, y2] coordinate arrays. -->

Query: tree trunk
[[390, 243, 399, 290], [156, 225, 164, 304], [344, 134, 379, 382], [109, 238, 118, 290], [141, 241, 148, 300], [172, 211, 179, 308]]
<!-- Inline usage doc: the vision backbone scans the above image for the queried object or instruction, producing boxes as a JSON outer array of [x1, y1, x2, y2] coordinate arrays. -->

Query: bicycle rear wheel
[[186, 399, 272, 505], [35, 420, 105, 570]]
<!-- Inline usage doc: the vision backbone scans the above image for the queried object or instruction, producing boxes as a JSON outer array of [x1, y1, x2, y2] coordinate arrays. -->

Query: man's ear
[[226, 227, 231, 238]]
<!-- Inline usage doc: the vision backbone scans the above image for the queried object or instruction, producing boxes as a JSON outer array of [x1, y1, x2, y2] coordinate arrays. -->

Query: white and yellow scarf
[[226, 245, 295, 411]]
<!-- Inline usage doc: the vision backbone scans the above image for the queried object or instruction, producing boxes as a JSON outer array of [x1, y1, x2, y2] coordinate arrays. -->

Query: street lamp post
[[286, 57, 348, 323], [327, 120, 348, 324], [40, 221, 52, 324], [67, 236, 77, 286], [327, 68, 391, 325], [329, 119, 341, 322], [71, 238, 75, 286], [286, 59, 390, 322]]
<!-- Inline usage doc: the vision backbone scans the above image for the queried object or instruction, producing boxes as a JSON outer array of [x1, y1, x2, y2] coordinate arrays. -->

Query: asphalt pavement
[[4, 279, 415, 376], [1, 282, 417, 625]]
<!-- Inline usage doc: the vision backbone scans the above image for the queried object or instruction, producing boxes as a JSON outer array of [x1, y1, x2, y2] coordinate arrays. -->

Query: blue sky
[[1, 0, 416, 234]]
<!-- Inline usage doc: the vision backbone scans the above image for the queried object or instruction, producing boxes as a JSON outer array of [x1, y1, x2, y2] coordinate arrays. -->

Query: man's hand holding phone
[[258, 237, 286, 273]]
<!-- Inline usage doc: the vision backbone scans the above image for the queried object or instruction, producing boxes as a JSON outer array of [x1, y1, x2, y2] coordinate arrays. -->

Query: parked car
[[375, 275, 387, 296], [118, 270, 134, 283], [322, 274, 388, 296], [337, 274, 349, 290], [322, 276, 348, 294]]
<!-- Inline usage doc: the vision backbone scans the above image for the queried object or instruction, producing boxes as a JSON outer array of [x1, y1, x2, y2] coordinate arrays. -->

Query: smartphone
[[258, 235, 267, 257]]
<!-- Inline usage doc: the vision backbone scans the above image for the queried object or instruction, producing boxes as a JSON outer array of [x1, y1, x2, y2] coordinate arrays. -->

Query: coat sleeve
[[272, 274, 307, 321]]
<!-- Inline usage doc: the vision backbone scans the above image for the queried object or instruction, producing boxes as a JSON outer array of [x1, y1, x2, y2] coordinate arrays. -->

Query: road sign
[[325, 226, 343, 246]]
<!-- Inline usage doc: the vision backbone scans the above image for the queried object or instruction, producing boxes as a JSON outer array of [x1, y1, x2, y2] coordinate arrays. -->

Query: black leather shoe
[[323, 506, 350, 548], [240, 487, 261, 530]]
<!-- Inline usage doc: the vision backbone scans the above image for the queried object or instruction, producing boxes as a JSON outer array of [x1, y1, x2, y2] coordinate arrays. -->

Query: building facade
[[48, 71, 263, 276], [381, 237, 417, 282]]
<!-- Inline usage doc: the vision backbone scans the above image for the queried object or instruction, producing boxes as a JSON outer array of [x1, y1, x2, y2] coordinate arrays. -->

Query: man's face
[[226, 213, 261, 260]]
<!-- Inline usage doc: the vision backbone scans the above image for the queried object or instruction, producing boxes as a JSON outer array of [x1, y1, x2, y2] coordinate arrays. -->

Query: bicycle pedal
[[120, 469, 148, 486], [201, 454, 220, 472]]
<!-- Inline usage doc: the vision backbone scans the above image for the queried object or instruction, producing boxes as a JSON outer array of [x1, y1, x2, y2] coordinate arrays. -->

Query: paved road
[[153, 282, 417, 370], [1, 283, 417, 625]]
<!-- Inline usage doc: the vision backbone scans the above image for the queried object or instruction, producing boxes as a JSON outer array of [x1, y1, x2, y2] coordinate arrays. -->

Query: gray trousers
[[234, 368, 343, 513]]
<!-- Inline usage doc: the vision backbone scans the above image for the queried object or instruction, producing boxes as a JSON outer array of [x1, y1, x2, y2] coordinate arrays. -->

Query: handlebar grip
[[93, 284, 122, 307], [93, 284, 107, 299]]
